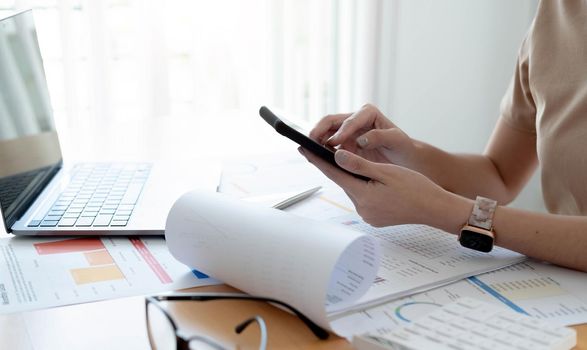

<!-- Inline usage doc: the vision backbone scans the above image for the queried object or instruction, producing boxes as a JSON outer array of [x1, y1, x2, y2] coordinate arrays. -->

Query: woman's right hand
[[309, 104, 417, 167]]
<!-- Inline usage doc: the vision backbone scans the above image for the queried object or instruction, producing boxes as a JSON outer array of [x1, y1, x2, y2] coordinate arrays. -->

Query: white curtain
[[1, 0, 390, 129], [2, 0, 543, 210], [2, 0, 538, 127]]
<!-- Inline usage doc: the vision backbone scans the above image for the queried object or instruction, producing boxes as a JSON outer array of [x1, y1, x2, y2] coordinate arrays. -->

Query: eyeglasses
[[145, 293, 329, 350]]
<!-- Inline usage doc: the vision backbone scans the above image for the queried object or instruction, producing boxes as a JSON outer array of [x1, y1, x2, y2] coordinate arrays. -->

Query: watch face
[[459, 230, 494, 253]]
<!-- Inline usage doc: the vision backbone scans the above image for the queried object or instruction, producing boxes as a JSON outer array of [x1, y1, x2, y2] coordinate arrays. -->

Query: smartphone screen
[[259, 106, 370, 181]]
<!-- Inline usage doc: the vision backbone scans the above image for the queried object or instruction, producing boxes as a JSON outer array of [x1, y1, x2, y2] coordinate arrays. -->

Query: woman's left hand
[[299, 147, 472, 232]]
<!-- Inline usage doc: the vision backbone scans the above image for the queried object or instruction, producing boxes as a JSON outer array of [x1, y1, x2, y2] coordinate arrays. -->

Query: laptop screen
[[0, 10, 63, 232]]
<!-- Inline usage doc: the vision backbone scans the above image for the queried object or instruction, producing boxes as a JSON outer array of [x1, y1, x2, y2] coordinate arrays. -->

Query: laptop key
[[52, 205, 69, 210], [40, 220, 59, 227], [110, 220, 128, 227], [76, 217, 95, 227], [115, 210, 132, 216], [93, 214, 113, 227], [121, 184, 143, 204], [58, 218, 77, 227], [27, 220, 42, 227]]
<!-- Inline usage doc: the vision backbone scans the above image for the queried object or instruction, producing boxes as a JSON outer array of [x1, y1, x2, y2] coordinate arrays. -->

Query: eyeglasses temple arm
[[235, 316, 268, 350], [156, 293, 330, 340]]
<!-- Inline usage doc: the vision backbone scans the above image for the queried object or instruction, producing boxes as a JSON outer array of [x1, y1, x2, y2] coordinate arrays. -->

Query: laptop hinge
[[1, 160, 63, 233]]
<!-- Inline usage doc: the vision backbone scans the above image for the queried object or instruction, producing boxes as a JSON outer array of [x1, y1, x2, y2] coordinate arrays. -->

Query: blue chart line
[[468, 276, 529, 315], [192, 269, 209, 279]]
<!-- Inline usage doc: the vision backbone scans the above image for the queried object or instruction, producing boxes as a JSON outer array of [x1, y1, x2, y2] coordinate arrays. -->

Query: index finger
[[327, 105, 380, 145], [308, 113, 351, 143]]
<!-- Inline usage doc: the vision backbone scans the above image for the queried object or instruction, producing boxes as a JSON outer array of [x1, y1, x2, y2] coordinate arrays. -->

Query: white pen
[[272, 186, 322, 210]]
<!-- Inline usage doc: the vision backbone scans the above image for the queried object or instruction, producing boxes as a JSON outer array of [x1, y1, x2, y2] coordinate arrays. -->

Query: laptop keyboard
[[28, 163, 152, 228]]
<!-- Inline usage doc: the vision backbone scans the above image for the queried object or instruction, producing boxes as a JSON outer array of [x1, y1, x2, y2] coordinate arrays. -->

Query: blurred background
[[0, 0, 542, 210]]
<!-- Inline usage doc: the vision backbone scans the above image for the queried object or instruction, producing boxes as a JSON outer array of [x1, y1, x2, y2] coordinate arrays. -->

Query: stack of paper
[[165, 190, 524, 334], [214, 152, 587, 337]]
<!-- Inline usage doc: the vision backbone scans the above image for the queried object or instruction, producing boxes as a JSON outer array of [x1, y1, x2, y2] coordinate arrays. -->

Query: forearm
[[493, 207, 587, 271], [434, 194, 587, 272], [407, 141, 514, 203]]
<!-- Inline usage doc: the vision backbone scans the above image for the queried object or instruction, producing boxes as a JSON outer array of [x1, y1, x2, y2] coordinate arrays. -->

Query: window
[[1, 0, 361, 128]]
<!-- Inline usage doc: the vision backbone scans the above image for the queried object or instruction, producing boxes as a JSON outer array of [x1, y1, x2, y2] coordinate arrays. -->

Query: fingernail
[[327, 133, 338, 143], [298, 147, 305, 156], [335, 150, 348, 164], [357, 136, 368, 147]]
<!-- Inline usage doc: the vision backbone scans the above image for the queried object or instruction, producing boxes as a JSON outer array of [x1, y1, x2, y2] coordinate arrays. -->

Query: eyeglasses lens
[[188, 339, 225, 350], [147, 302, 177, 350]]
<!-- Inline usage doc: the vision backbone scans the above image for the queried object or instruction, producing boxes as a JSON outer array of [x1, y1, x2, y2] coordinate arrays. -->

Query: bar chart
[[0, 236, 220, 314], [34, 238, 125, 285]]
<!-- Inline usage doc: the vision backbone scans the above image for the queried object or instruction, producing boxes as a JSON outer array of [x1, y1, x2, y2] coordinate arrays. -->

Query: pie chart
[[394, 301, 442, 323]]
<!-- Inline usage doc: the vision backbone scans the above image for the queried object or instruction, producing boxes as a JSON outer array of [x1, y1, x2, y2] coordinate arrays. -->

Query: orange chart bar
[[34, 238, 105, 255], [84, 250, 115, 266], [70, 265, 125, 285]]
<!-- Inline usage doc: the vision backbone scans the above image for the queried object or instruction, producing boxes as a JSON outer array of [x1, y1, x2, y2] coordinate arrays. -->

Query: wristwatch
[[459, 196, 497, 253]]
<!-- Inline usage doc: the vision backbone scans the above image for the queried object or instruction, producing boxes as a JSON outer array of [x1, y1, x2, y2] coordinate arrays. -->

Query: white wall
[[376, 0, 543, 211]]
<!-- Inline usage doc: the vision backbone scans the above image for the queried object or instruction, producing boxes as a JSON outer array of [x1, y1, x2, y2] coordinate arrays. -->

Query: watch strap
[[467, 196, 497, 230]]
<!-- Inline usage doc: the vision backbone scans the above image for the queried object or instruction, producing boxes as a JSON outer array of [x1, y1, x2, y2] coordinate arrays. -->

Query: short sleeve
[[499, 36, 537, 134]]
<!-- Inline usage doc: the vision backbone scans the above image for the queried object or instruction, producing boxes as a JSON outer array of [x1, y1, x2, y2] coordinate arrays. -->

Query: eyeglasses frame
[[144, 292, 329, 350]]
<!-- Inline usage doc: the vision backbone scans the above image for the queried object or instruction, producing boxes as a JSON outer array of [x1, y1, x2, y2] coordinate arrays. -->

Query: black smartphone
[[259, 106, 370, 181]]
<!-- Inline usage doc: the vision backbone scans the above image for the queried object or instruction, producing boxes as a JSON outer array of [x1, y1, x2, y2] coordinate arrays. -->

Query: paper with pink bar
[[0, 236, 220, 314]]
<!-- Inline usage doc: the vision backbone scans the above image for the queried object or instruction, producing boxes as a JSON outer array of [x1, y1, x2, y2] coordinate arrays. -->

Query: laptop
[[0, 10, 220, 235]]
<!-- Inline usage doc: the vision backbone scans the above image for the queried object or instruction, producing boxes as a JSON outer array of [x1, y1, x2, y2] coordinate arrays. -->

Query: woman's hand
[[299, 147, 472, 232], [309, 104, 417, 167]]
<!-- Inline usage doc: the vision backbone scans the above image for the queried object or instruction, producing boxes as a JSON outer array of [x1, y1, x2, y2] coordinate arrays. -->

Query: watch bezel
[[459, 225, 495, 253]]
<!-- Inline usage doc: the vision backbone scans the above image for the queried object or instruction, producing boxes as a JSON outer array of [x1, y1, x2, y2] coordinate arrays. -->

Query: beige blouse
[[500, 0, 587, 215]]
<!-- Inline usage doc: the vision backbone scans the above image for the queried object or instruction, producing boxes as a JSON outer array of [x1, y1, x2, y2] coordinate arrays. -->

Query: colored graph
[[34, 238, 125, 286], [34, 238, 105, 255], [0, 236, 220, 315], [394, 301, 442, 323], [71, 265, 125, 285], [84, 250, 115, 265], [129, 238, 172, 284], [486, 277, 566, 300]]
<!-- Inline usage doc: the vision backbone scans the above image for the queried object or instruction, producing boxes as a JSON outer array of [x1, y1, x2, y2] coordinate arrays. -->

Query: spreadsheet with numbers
[[327, 216, 526, 316]]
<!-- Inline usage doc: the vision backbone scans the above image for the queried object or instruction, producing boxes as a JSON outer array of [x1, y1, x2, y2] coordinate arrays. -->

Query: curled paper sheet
[[165, 190, 380, 331]]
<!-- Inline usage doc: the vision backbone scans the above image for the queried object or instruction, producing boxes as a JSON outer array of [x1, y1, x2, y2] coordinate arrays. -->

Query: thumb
[[357, 128, 405, 150], [335, 150, 384, 182]]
